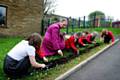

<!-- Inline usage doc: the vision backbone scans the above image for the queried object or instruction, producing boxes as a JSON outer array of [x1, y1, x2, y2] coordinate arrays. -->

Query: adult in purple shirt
[[41, 19, 68, 57]]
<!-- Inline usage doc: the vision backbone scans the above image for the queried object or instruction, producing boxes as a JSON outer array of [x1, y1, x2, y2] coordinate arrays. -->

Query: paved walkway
[[64, 41, 120, 80]]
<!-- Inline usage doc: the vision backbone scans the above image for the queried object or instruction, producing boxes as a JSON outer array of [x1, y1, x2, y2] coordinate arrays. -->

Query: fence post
[[72, 18, 74, 33], [78, 17, 81, 29], [41, 19, 44, 35], [104, 18, 106, 27], [66, 18, 69, 34], [47, 18, 50, 27], [93, 13, 96, 28], [110, 19, 112, 28], [83, 16, 85, 28]]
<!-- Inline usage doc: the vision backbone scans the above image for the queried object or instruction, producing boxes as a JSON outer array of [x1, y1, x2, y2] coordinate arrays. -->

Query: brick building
[[112, 21, 120, 28], [0, 0, 44, 36]]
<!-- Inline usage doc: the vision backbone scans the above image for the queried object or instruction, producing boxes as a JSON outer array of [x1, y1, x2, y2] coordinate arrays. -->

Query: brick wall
[[0, 0, 44, 36]]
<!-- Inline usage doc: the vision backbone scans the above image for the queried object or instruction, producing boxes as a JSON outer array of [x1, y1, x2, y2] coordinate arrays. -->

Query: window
[[0, 5, 7, 28]]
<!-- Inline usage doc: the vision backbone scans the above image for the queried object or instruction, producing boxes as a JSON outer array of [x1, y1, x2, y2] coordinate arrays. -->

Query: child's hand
[[83, 44, 86, 46], [77, 50, 80, 55], [43, 57, 48, 62], [92, 42, 96, 44], [40, 64, 46, 68], [58, 50, 63, 56], [111, 42, 115, 45]]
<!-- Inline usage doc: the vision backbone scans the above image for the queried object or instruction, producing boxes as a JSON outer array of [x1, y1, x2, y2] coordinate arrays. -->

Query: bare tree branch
[[43, 0, 57, 15]]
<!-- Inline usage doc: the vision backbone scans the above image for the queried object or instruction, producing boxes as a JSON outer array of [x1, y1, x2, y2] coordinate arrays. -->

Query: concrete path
[[64, 41, 120, 80]]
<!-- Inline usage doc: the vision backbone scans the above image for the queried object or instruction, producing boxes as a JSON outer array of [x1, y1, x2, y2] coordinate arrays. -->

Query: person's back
[[44, 23, 60, 40], [101, 29, 114, 43], [65, 35, 79, 55], [65, 35, 75, 49], [86, 32, 98, 44], [8, 40, 35, 61], [3, 33, 46, 78], [78, 33, 87, 47]]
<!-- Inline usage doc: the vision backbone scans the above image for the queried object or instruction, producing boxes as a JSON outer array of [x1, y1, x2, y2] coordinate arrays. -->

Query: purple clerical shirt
[[41, 22, 65, 56]]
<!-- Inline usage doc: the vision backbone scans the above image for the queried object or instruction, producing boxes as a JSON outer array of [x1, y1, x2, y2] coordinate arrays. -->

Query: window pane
[[0, 6, 7, 28]]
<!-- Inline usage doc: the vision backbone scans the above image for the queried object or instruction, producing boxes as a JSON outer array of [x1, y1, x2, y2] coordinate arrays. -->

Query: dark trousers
[[104, 36, 111, 43], [3, 55, 31, 77]]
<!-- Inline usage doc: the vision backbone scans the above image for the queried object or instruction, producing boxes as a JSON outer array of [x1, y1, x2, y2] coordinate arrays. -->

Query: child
[[3, 33, 46, 78], [86, 31, 98, 44], [78, 32, 87, 47], [101, 29, 115, 43], [36, 47, 48, 62], [65, 32, 81, 55], [35, 32, 67, 62]]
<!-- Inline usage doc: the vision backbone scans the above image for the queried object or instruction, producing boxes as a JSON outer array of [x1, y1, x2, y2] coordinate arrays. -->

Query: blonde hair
[[92, 31, 98, 37], [101, 29, 108, 37]]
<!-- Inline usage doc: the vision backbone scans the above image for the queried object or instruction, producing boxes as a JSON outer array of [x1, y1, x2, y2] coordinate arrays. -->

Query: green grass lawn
[[0, 37, 23, 80], [61, 27, 120, 36], [0, 27, 119, 80]]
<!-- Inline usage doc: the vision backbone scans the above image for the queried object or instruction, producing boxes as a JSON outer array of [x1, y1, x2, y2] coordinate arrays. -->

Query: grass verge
[[0, 37, 107, 80], [22, 43, 107, 80]]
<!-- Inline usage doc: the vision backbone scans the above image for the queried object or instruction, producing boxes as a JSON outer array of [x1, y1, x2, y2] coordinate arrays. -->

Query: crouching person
[[101, 29, 115, 44], [86, 31, 98, 44], [65, 32, 81, 55], [3, 33, 46, 78], [78, 32, 88, 47], [41, 19, 68, 57], [36, 48, 48, 62]]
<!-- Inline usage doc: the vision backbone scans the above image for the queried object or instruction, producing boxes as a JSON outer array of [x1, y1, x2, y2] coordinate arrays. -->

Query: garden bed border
[[55, 39, 119, 80]]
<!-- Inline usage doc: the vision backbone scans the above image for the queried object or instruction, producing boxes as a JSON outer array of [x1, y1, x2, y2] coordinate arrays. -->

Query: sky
[[54, 0, 120, 20]]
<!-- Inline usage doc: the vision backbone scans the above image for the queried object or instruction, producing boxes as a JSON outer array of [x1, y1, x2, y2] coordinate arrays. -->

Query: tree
[[43, 0, 57, 15], [88, 11, 105, 27], [88, 11, 105, 20]]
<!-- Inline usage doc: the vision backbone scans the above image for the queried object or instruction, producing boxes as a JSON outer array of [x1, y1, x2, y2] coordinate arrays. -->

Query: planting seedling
[[0, 36, 109, 80], [30, 41, 102, 73]]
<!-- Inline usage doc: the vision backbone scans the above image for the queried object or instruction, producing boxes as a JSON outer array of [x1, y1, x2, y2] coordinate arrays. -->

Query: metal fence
[[41, 16, 113, 35]]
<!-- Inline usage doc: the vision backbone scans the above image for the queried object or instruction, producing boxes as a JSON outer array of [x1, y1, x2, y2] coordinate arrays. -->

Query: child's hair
[[76, 32, 82, 37], [101, 29, 108, 37], [82, 32, 86, 36], [26, 33, 42, 49], [102, 29, 108, 34], [92, 31, 98, 37], [83, 30, 89, 35]]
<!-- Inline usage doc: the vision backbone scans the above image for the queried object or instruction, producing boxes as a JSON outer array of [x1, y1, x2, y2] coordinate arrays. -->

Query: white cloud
[[55, 0, 120, 20]]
